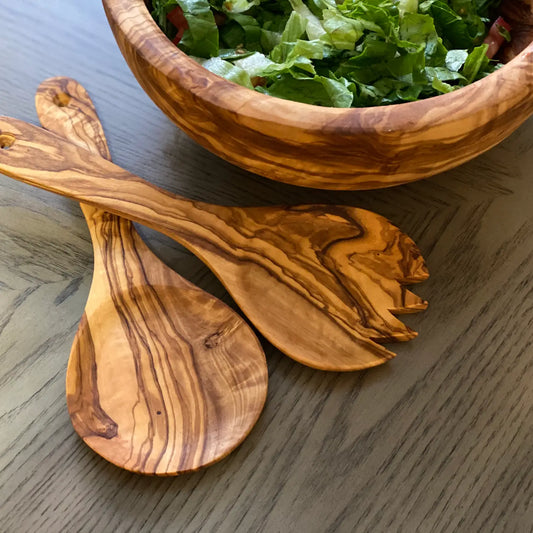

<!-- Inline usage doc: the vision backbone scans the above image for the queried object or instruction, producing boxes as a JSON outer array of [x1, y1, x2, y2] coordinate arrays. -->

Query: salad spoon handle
[[33, 78, 268, 475]]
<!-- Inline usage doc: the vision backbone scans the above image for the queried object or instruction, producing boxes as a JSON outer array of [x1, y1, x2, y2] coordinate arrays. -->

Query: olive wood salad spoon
[[0, 113, 429, 371], [34, 77, 268, 475]]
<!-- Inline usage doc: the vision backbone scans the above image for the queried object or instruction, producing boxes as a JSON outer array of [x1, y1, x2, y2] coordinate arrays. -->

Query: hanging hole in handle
[[53, 92, 71, 108], [0, 133, 16, 150]]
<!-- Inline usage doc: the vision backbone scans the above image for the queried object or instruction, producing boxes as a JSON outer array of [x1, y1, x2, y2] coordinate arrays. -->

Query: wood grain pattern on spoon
[[0, 115, 428, 371], [34, 78, 268, 475]]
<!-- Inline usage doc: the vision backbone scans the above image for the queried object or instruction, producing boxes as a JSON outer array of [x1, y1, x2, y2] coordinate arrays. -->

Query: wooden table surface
[[1, 2, 531, 532]]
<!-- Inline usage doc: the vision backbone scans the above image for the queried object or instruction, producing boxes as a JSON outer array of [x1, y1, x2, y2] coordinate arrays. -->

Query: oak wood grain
[[0, 116, 429, 370], [0, 2, 532, 532], [101, 0, 533, 190], [34, 77, 268, 475]]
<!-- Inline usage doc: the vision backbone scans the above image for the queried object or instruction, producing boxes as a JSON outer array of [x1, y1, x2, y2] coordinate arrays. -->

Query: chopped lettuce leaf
[[288, 0, 329, 41], [176, 0, 220, 57], [462, 43, 490, 82], [445, 48, 469, 71], [222, 0, 261, 14], [258, 74, 353, 106], [201, 56, 254, 87], [152, 0, 504, 107]]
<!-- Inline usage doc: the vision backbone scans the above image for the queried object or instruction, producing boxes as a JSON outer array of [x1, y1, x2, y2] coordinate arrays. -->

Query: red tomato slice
[[167, 6, 189, 45], [484, 16, 512, 59]]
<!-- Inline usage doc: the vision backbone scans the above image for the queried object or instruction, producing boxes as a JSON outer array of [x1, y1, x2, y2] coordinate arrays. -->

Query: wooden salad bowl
[[103, 0, 533, 190]]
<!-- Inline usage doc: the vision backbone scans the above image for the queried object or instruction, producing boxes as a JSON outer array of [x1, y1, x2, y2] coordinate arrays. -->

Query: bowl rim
[[103, 0, 533, 134]]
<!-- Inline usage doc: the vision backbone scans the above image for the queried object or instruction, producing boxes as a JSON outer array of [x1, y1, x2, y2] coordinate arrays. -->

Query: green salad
[[151, 0, 506, 107]]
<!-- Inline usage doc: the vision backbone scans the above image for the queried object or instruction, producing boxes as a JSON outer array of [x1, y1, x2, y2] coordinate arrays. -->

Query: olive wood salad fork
[[0, 103, 429, 371], [34, 78, 268, 476]]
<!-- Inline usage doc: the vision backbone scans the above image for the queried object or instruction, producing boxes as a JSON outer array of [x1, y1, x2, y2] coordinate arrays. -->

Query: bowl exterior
[[103, 0, 533, 190]]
